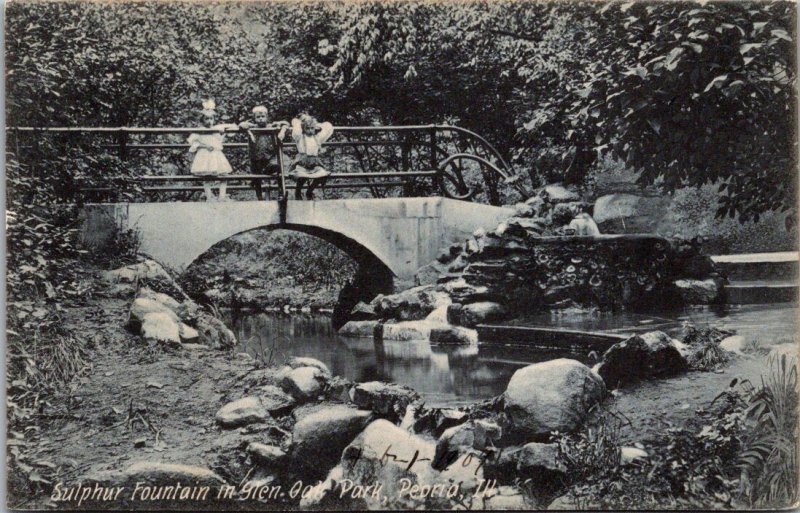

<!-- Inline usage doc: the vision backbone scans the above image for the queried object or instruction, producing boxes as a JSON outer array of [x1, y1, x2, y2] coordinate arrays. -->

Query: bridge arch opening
[[180, 223, 396, 329]]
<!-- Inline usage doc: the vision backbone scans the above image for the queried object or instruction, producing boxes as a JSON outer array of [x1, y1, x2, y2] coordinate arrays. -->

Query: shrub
[[738, 354, 799, 507]]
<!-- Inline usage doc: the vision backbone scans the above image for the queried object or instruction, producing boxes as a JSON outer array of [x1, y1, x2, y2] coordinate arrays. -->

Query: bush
[[738, 354, 798, 507], [559, 361, 799, 509]]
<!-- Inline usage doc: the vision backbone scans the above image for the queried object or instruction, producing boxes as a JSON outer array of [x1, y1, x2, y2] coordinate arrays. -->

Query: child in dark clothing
[[238, 106, 289, 200]]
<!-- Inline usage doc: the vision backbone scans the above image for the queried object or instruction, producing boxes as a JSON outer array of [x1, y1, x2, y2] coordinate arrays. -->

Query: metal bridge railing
[[7, 125, 528, 205]]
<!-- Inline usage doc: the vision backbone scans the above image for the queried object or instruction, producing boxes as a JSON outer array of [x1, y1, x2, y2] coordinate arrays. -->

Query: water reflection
[[229, 313, 589, 407], [228, 304, 797, 408]]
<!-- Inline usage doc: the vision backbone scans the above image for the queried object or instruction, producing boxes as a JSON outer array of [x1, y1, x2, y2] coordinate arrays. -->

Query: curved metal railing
[[6, 124, 529, 205]]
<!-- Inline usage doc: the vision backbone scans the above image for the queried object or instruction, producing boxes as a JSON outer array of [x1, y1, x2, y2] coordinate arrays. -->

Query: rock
[[415, 262, 448, 286], [174, 300, 202, 323], [371, 285, 451, 321], [141, 312, 181, 346], [338, 320, 381, 338], [597, 331, 688, 388], [482, 485, 530, 510], [433, 420, 502, 470], [550, 203, 578, 227], [437, 278, 491, 304], [136, 287, 181, 310], [286, 357, 331, 376], [349, 301, 377, 321], [380, 320, 446, 341], [547, 494, 581, 510], [513, 202, 538, 218], [194, 312, 236, 349], [593, 193, 671, 234], [179, 323, 199, 343], [95, 461, 225, 488], [429, 326, 478, 345], [503, 359, 605, 440], [673, 278, 720, 304], [447, 301, 508, 328], [413, 408, 469, 436], [280, 366, 326, 401], [290, 405, 373, 480], [102, 260, 184, 298], [351, 381, 420, 422], [315, 419, 482, 509], [128, 297, 179, 332], [506, 217, 547, 236], [620, 446, 648, 465], [258, 385, 296, 416], [215, 397, 268, 428], [719, 335, 746, 355], [324, 375, 354, 402], [425, 304, 450, 323], [568, 213, 601, 236], [517, 443, 568, 474], [247, 443, 286, 467]]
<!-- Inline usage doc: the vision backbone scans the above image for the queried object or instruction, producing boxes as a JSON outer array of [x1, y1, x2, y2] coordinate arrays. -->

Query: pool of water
[[229, 304, 797, 407]]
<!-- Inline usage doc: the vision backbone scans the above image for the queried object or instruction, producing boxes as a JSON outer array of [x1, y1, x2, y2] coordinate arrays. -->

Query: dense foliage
[[6, 1, 797, 218], [558, 356, 798, 508]]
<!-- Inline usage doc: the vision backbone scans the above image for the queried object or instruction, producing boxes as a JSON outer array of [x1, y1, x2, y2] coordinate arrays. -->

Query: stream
[[229, 304, 797, 408]]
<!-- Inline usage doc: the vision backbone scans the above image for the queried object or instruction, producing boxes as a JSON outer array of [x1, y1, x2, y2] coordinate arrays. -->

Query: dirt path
[[613, 350, 781, 444]]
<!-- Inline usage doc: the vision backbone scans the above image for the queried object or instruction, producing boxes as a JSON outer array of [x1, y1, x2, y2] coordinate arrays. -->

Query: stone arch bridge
[[81, 197, 513, 290]]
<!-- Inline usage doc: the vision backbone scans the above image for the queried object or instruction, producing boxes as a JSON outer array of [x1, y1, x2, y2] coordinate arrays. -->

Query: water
[[229, 304, 797, 407]]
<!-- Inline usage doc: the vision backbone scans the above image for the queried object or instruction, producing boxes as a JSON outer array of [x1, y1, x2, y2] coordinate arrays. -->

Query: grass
[[738, 353, 799, 508]]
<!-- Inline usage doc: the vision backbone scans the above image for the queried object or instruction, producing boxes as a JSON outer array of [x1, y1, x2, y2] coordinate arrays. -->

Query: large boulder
[[371, 285, 451, 321], [280, 366, 327, 401], [503, 359, 606, 440], [141, 312, 181, 346], [447, 302, 508, 328], [349, 301, 377, 321], [285, 357, 331, 376], [102, 260, 185, 299], [429, 326, 478, 346], [673, 278, 721, 304], [350, 381, 421, 422], [247, 443, 286, 468], [290, 405, 373, 480], [438, 278, 492, 304], [433, 419, 502, 470], [179, 323, 200, 344], [380, 320, 446, 341], [258, 385, 296, 417], [137, 287, 181, 310], [305, 419, 482, 509], [194, 312, 237, 349], [128, 297, 179, 332], [596, 331, 688, 388], [536, 184, 580, 204], [412, 408, 469, 436], [338, 320, 381, 338], [215, 397, 268, 428], [415, 261, 448, 286]]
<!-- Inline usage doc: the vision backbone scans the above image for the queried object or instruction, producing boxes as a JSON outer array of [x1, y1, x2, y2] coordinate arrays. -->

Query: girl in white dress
[[187, 100, 238, 201]]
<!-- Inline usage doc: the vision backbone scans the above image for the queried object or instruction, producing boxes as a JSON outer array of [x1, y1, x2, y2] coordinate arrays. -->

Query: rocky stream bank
[[13, 252, 793, 511]]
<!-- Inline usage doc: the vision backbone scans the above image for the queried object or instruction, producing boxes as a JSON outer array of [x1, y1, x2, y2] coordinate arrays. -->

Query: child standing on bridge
[[290, 113, 333, 200], [188, 100, 238, 202], [238, 105, 290, 201]]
